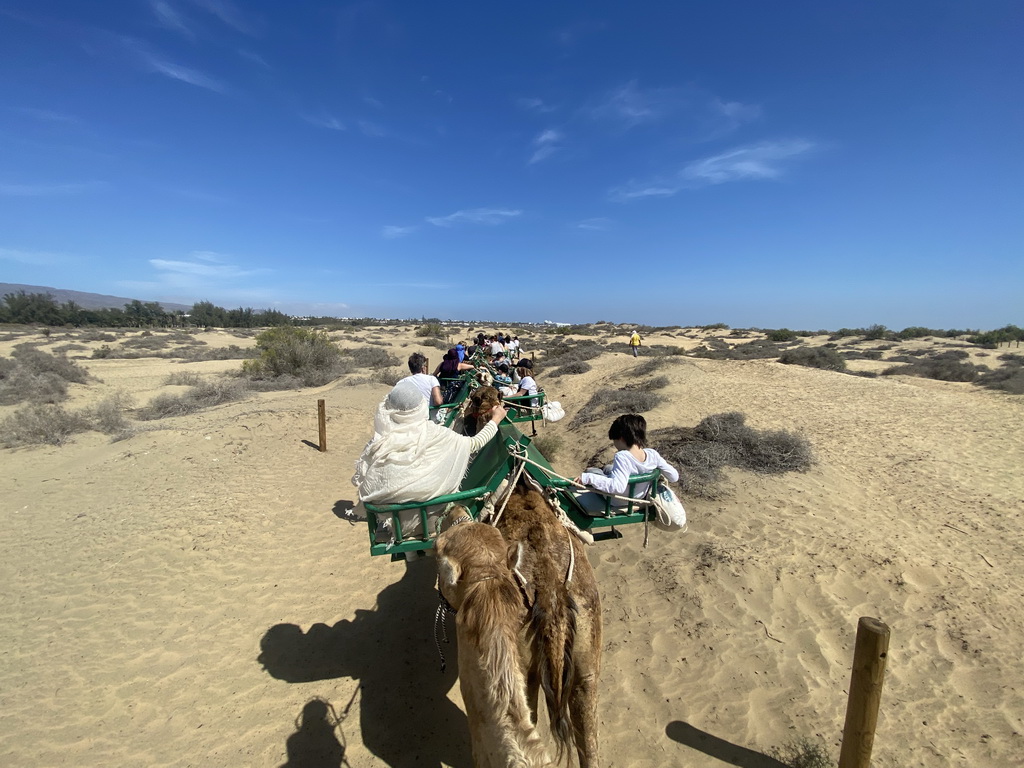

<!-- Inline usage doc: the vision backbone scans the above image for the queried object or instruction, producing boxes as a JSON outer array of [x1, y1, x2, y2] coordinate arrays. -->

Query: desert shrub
[[549, 360, 592, 378], [12, 344, 88, 383], [530, 432, 563, 459], [121, 335, 171, 351], [882, 358, 981, 382], [624, 375, 670, 392], [967, 324, 1024, 348], [91, 345, 114, 359], [863, 324, 891, 341], [138, 377, 249, 420], [977, 356, 1024, 394], [1, 404, 93, 447], [693, 339, 783, 361], [416, 322, 444, 339], [651, 413, 813, 498], [178, 344, 256, 362], [697, 323, 730, 330], [828, 328, 858, 340], [242, 327, 345, 386], [768, 737, 832, 768], [345, 347, 400, 369], [544, 339, 603, 364], [165, 371, 203, 386], [779, 347, 847, 371], [766, 328, 797, 342], [79, 330, 117, 342], [90, 392, 134, 436], [930, 349, 969, 361], [569, 388, 664, 428], [423, 338, 450, 350]]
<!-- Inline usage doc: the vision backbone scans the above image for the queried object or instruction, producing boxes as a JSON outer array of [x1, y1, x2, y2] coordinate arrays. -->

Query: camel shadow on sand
[[259, 558, 472, 768]]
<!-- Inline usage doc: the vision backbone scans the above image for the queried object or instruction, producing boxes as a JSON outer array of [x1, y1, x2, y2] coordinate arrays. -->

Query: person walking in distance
[[629, 330, 642, 357]]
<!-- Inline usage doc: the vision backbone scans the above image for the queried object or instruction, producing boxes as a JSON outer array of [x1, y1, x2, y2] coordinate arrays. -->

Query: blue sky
[[1, 1, 1021, 329]]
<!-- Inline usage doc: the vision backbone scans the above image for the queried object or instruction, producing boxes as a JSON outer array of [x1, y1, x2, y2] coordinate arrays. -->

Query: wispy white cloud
[[381, 225, 417, 239], [589, 80, 673, 128], [150, 257, 264, 279], [363, 96, 383, 109], [529, 128, 563, 164], [237, 49, 270, 68], [425, 208, 522, 227], [301, 113, 345, 131], [576, 217, 612, 231], [126, 251, 272, 299], [11, 106, 80, 124], [0, 181, 107, 196], [609, 139, 816, 202], [588, 81, 761, 139], [188, 0, 258, 36], [122, 37, 226, 92], [150, 1, 195, 39], [517, 97, 557, 113], [0, 247, 66, 266], [681, 140, 814, 184], [358, 119, 386, 138]]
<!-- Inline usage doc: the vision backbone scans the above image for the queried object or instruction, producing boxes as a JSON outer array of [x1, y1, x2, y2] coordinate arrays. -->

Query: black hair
[[408, 352, 427, 374], [608, 414, 647, 448]]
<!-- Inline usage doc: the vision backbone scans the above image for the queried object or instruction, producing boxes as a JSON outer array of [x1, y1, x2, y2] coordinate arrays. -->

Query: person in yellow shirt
[[628, 330, 642, 357]]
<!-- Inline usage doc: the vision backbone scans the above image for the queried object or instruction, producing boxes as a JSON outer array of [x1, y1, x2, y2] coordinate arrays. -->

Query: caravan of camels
[[352, 339, 682, 767]]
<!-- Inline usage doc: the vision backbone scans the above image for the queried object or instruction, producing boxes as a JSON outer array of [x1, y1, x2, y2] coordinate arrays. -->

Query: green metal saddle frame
[[364, 423, 659, 558]]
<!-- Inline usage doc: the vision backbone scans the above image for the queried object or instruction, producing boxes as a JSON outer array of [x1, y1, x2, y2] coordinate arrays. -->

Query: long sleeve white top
[[581, 448, 679, 497]]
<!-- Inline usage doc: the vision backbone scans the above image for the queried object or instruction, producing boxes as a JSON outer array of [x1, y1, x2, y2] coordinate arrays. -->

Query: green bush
[[767, 328, 797, 342], [549, 360, 592, 378], [90, 392, 134, 437], [778, 347, 847, 371], [415, 322, 444, 339], [344, 346, 400, 369], [242, 327, 345, 386], [12, 344, 88, 383], [967, 324, 1023, 348], [977, 355, 1024, 394]]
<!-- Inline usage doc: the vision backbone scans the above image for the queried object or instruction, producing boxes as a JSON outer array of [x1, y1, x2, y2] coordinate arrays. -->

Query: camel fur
[[436, 518, 555, 768], [437, 476, 603, 768]]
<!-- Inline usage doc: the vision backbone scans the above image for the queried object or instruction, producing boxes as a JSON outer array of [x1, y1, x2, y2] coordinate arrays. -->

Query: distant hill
[[0, 283, 191, 313]]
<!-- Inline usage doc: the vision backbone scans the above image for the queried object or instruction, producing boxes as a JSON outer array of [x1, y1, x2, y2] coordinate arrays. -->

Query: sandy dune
[[1, 326, 1022, 766]]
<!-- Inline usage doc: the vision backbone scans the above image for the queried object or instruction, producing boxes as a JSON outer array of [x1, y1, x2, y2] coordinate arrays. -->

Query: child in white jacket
[[574, 413, 679, 515]]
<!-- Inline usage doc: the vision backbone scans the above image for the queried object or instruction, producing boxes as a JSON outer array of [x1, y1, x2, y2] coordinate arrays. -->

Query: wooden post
[[317, 399, 327, 452], [839, 616, 890, 768]]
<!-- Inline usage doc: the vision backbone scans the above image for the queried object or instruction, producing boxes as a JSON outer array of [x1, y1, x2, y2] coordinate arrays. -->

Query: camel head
[[435, 514, 511, 612]]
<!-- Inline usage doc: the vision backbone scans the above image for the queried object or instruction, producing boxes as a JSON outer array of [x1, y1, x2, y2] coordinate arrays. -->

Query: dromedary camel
[[436, 477, 602, 768]]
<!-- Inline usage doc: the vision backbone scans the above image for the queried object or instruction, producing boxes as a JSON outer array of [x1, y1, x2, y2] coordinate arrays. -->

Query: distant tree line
[[0, 291, 374, 330]]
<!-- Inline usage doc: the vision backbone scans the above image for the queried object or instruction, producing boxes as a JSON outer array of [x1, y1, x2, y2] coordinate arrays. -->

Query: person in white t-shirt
[[398, 352, 442, 410], [508, 358, 539, 406], [574, 413, 679, 515]]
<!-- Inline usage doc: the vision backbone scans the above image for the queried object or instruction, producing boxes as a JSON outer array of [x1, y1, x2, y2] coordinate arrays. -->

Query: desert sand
[[1, 325, 1022, 767]]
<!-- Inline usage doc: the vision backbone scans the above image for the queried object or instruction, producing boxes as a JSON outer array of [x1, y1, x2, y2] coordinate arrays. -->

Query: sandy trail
[[1, 326, 1021, 766]]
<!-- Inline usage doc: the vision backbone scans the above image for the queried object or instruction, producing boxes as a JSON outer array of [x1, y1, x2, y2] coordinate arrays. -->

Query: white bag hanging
[[652, 481, 687, 532], [541, 401, 565, 422]]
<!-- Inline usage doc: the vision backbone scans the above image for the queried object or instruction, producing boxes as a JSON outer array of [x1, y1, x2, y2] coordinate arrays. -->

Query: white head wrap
[[352, 381, 476, 504]]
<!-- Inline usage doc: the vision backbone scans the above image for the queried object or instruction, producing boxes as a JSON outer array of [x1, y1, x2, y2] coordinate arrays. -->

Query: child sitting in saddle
[[573, 413, 679, 515]]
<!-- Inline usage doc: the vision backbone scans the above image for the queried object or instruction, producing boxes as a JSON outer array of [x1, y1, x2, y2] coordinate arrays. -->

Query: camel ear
[[437, 554, 461, 589]]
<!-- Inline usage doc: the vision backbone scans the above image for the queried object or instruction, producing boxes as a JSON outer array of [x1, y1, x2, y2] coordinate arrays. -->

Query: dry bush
[[767, 737, 833, 768], [882, 358, 981, 382], [138, 377, 249, 420], [548, 360, 592, 378], [78, 330, 117, 342], [530, 432, 563, 460], [693, 339, 783, 360], [344, 346, 400, 369], [650, 412, 813, 499], [569, 387, 665, 428], [544, 339, 603, 364], [779, 347, 847, 371], [122, 335, 172, 351], [165, 371, 203, 386], [0, 347, 90, 405], [12, 344, 88, 383], [977, 356, 1024, 394], [1, 404, 93, 447], [90, 392, 134, 437], [177, 345, 255, 362]]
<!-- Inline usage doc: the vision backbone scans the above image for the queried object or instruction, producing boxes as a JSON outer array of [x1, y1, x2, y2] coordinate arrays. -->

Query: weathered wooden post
[[839, 616, 890, 768], [317, 399, 327, 452]]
